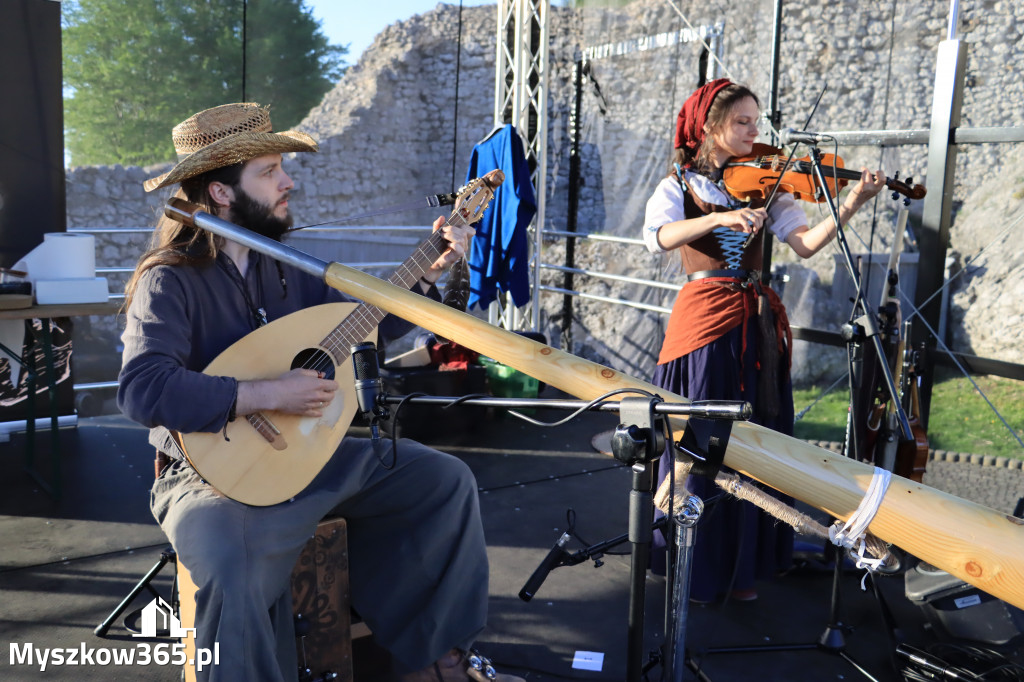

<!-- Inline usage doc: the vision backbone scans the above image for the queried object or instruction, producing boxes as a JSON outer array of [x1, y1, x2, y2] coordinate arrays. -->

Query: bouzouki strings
[[286, 187, 481, 380]]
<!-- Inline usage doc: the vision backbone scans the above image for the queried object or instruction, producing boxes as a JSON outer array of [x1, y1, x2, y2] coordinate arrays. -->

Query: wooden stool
[[177, 516, 359, 682]]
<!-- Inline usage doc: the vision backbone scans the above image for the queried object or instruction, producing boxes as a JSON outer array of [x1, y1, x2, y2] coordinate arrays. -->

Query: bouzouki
[[174, 170, 504, 505]]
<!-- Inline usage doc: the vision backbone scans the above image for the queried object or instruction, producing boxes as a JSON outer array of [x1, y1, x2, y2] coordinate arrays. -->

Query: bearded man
[[118, 103, 522, 682]]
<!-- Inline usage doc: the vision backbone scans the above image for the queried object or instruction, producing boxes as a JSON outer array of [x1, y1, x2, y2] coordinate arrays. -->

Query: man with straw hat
[[119, 103, 523, 682]]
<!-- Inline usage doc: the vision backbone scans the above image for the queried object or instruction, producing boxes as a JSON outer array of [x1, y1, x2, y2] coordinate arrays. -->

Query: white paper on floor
[[572, 650, 604, 671]]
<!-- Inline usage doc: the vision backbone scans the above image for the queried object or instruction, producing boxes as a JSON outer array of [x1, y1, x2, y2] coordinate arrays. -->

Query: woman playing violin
[[643, 79, 886, 604]]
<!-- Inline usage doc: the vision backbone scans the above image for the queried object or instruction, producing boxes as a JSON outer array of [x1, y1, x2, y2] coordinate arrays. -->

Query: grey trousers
[[151, 437, 489, 682]]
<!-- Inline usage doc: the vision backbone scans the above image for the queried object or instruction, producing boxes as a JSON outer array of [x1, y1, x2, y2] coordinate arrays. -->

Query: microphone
[[351, 342, 384, 438], [780, 128, 833, 146], [518, 532, 571, 602], [685, 400, 752, 420]]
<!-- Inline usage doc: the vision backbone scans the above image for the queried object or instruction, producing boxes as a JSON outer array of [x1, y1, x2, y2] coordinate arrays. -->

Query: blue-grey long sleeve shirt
[[118, 250, 432, 455]]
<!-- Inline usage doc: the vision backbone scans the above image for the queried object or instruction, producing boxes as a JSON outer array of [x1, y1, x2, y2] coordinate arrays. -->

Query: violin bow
[[743, 85, 847, 254], [739, 144, 799, 252]]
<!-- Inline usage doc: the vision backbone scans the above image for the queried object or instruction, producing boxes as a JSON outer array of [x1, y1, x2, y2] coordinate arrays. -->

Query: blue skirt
[[652, 322, 794, 602]]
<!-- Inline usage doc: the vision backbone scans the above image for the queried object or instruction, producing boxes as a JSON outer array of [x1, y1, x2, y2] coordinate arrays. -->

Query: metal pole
[[767, 0, 784, 135], [530, 0, 549, 332], [562, 56, 584, 352], [760, 0, 784, 282], [665, 495, 703, 682], [947, 0, 960, 40], [915, 35, 966, 428], [626, 462, 654, 682], [166, 201, 329, 280]]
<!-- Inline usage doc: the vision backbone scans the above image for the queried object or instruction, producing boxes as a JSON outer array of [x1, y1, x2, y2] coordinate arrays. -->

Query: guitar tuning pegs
[[891, 191, 900, 201], [893, 170, 900, 182], [903, 197, 911, 207], [905, 176, 913, 185]]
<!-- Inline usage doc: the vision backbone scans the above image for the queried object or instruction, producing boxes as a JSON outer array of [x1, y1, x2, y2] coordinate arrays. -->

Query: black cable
[[501, 387, 659, 428], [450, 0, 464, 193], [382, 391, 431, 469], [241, 0, 247, 101]]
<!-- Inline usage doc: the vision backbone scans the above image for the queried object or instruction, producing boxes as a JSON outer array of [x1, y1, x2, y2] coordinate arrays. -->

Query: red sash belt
[[657, 278, 791, 370]]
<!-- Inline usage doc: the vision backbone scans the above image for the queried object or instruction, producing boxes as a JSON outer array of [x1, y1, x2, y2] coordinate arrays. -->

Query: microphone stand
[[805, 144, 912, 448], [364, 385, 746, 682]]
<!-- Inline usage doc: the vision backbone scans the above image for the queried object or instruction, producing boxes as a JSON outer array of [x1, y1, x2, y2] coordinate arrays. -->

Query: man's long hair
[[123, 163, 244, 310]]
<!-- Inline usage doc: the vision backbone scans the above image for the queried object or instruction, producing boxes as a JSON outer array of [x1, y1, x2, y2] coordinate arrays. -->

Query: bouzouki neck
[[306, 187, 485, 366]]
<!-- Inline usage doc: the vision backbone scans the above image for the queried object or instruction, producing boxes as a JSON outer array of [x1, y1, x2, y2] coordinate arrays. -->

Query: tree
[[63, 0, 347, 167]]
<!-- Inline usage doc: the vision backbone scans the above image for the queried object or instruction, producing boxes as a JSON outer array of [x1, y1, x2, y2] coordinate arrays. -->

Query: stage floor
[[1, 389, 1021, 680]]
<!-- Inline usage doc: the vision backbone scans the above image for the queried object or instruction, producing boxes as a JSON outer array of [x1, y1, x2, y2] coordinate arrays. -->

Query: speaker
[[0, 0, 65, 268], [905, 561, 1024, 645]]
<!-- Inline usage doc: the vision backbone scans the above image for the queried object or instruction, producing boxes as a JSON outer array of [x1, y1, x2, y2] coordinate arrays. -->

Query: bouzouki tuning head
[[451, 170, 506, 225]]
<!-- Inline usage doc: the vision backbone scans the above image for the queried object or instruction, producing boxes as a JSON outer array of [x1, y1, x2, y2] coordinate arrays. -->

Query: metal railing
[[536, 224, 1024, 384], [66, 224, 435, 400]]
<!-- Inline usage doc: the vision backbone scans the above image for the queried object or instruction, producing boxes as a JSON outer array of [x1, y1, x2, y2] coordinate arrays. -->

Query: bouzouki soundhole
[[291, 348, 336, 381]]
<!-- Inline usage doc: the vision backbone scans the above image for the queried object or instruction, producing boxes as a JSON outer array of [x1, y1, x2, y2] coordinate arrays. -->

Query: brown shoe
[[730, 588, 758, 602]]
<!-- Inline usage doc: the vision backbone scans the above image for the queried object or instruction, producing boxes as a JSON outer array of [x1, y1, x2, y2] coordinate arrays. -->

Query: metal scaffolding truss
[[492, 0, 548, 332]]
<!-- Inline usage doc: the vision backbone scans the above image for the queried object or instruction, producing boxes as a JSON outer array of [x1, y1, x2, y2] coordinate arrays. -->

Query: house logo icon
[[132, 596, 196, 638]]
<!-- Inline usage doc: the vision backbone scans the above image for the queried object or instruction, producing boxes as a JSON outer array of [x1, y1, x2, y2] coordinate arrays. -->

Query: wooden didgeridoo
[[322, 260, 1024, 610]]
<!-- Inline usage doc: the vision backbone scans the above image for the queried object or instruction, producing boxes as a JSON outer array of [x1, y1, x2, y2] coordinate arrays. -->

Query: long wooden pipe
[[320, 262, 1024, 610], [168, 199, 1024, 610]]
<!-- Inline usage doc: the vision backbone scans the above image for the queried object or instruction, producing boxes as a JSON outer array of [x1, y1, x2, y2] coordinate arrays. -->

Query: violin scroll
[[889, 172, 926, 204]]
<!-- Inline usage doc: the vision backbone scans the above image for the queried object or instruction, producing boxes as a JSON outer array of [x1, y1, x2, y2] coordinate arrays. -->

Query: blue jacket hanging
[[464, 124, 537, 310]]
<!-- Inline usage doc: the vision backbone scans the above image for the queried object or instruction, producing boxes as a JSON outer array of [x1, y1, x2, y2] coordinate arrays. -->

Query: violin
[[722, 143, 926, 203]]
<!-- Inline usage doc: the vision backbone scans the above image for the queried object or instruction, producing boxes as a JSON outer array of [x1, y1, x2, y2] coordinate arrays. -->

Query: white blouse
[[643, 170, 806, 264]]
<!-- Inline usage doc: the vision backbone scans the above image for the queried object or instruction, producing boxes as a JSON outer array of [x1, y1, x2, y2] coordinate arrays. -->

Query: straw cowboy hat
[[143, 103, 318, 192]]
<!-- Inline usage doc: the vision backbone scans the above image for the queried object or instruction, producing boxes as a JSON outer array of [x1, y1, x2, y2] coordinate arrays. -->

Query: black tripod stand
[[699, 543, 885, 681], [512, 395, 746, 682], [94, 546, 179, 637]]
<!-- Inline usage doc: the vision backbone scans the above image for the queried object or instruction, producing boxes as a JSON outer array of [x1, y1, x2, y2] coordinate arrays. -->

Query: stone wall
[[65, 1, 1024, 390]]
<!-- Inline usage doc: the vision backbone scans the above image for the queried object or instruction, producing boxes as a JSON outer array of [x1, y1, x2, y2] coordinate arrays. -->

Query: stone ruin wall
[[66, 0, 1024, 387]]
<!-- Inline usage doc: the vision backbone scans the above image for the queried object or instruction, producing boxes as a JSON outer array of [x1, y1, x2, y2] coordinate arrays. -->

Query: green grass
[[793, 373, 1024, 460]]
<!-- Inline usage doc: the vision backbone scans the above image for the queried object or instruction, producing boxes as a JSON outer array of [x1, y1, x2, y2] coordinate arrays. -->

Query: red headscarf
[[674, 78, 733, 155]]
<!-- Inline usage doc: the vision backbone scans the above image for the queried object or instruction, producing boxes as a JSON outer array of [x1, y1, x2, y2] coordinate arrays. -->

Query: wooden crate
[[178, 517, 354, 682]]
